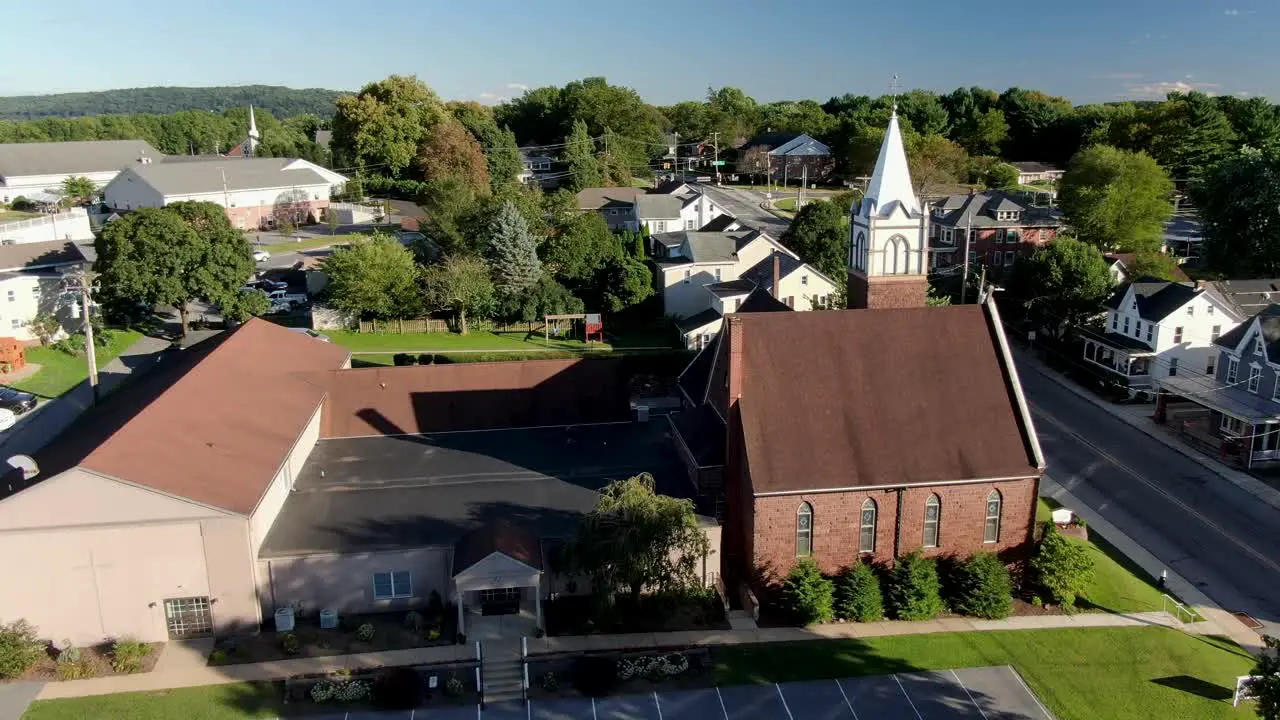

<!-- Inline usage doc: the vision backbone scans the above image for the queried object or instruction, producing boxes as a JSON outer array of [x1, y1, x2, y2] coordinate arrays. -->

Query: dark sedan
[[0, 386, 38, 414]]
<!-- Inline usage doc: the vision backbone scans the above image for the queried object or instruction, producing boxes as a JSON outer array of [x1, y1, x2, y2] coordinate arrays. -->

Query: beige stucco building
[[0, 321, 718, 645]]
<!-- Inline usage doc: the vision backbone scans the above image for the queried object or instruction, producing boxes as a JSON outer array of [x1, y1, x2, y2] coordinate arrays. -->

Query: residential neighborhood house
[[1156, 303, 1280, 468], [0, 139, 162, 204], [738, 132, 833, 183], [928, 190, 1064, 273], [0, 240, 88, 342], [1010, 162, 1063, 185], [1078, 279, 1243, 393]]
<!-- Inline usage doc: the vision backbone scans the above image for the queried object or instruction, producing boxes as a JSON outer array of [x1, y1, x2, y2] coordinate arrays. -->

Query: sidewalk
[[1014, 346, 1280, 511]]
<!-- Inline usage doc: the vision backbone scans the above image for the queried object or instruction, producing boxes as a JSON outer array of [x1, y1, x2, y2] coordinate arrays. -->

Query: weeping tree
[[567, 474, 712, 607]]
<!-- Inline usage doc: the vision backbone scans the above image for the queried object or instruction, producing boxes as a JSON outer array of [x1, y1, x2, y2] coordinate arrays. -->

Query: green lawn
[[1036, 498, 1172, 615], [258, 233, 369, 254], [328, 329, 604, 353], [713, 627, 1255, 720], [11, 330, 144, 399], [0, 209, 41, 222], [23, 681, 283, 720]]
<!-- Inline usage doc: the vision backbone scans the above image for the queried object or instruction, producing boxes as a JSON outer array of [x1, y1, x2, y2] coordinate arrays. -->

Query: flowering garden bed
[[281, 661, 479, 713], [209, 608, 456, 666], [527, 646, 711, 700]]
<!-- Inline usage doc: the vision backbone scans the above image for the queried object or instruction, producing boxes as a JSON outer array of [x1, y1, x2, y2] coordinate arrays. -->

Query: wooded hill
[[0, 85, 345, 121]]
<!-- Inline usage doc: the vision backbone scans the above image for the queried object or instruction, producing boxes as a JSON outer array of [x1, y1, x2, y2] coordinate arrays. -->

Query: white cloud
[[1225, 8, 1240, 15], [477, 91, 509, 104], [1124, 80, 1220, 98], [1225, 8, 1255, 15], [505, 83, 530, 92], [1236, 90, 1253, 97]]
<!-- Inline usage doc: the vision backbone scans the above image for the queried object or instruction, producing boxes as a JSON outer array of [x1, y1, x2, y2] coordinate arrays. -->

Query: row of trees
[[0, 85, 343, 121], [779, 522, 1095, 626], [0, 107, 327, 162]]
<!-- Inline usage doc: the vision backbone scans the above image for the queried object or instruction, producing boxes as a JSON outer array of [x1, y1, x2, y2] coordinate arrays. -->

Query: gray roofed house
[[652, 230, 758, 265], [699, 214, 742, 232], [635, 194, 681, 222], [575, 187, 642, 211], [930, 191, 1061, 230], [0, 140, 161, 178], [1211, 279, 1280, 317], [1101, 279, 1202, 322], [0, 240, 86, 272]]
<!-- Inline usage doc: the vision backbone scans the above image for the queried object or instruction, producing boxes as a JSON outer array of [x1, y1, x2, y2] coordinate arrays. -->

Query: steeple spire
[[861, 110, 919, 218], [247, 105, 260, 157]]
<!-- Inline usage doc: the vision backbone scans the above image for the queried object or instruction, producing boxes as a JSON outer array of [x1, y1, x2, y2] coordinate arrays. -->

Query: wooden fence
[[357, 319, 545, 334]]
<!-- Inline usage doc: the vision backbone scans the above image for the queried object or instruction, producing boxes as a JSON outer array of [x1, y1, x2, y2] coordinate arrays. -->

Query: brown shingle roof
[[74, 319, 351, 514], [318, 358, 632, 438], [733, 305, 1040, 494], [453, 520, 543, 573]]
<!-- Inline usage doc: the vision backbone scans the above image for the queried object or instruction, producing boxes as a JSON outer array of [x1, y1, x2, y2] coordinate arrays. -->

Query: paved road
[[695, 184, 791, 234], [1018, 356, 1280, 636]]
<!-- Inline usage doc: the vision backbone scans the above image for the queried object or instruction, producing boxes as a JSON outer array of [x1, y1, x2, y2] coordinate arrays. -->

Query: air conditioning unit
[[274, 606, 295, 632], [319, 609, 338, 629]]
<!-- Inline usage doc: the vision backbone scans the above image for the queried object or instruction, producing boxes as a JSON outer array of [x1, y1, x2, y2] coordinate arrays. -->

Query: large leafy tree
[[662, 101, 710, 140], [422, 255, 494, 335], [562, 119, 602, 192], [705, 86, 761, 145], [560, 77, 664, 169], [591, 256, 653, 312], [60, 176, 97, 204], [907, 134, 969, 194], [896, 90, 949, 136], [1193, 147, 1280, 277], [781, 198, 848, 283], [450, 101, 523, 191], [759, 100, 834, 138], [498, 275, 585, 323], [1218, 96, 1280, 152], [320, 233, 423, 320], [494, 86, 564, 145], [1007, 237, 1113, 335], [95, 204, 251, 335], [567, 473, 711, 606], [541, 211, 620, 283], [417, 118, 490, 196], [1147, 91, 1236, 180], [332, 74, 446, 175], [1058, 144, 1173, 253], [484, 200, 543, 298], [997, 88, 1074, 163]]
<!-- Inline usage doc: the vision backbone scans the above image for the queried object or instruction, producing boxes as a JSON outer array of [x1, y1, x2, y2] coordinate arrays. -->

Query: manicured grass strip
[[712, 627, 1255, 720], [11, 330, 144, 399], [23, 681, 283, 720], [0, 209, 42, 222], [1035, 498, 1173, 615], [258, 233, 367, 254], [329, 329, 605, 353]]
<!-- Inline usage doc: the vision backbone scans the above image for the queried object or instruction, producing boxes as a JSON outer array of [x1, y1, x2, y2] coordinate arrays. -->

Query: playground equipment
[[544, 313, 604, 345]]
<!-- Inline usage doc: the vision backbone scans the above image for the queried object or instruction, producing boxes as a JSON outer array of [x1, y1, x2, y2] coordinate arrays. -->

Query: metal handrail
[[522, 636, 530, 704], [475, 640, 484, 708], [1162, 594, 1198, 624]]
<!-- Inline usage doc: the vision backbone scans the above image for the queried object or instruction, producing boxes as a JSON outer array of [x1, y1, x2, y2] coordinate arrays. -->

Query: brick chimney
[[771, 253, 781, 299]]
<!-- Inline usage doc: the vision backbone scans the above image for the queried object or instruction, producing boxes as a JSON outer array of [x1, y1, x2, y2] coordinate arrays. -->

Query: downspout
[[893, 488, 904, 560]]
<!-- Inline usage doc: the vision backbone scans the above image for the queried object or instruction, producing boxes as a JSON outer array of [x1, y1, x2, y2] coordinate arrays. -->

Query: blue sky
[[3, 0, 1274, 104]]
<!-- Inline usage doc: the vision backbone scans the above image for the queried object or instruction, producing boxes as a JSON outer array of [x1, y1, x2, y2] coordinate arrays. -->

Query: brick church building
[[672, 111, 1045, 589]]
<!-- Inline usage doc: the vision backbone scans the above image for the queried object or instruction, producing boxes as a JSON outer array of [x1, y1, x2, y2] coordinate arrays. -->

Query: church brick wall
[[846, 273, 930, 310]]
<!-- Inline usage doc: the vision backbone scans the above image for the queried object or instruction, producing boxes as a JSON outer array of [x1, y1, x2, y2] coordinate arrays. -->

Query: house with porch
[[1155, 304, 1280, 468], [1077, 278, 1243, 392]]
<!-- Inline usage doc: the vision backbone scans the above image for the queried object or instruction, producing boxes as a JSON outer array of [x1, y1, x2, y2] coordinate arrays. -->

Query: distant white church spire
[[247, 105, 260, 157]]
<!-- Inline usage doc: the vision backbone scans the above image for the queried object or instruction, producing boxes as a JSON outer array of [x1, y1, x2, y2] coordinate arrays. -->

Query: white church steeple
[[845, 108, 931, 310], [247, 105, 260, 157]]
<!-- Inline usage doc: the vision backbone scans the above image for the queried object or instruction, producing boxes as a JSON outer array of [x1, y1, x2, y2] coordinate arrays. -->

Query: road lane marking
[[776, 682, 796, 720], [951, 670, 989, 720], [1032, 406, 1280, 574], [835, 678, 861, 720], [892, 675, 924, 720]]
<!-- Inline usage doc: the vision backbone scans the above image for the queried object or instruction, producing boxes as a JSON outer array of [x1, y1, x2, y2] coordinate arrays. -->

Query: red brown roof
[[453, 520, 543, 573], [732, 304, 1040, 494], [318, 358, 632, 438], [76, 319, 350, 514]]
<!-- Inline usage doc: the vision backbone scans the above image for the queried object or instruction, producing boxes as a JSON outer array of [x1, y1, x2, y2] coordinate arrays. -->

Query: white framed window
[[653, 221, 666, 232], [984, 490, 1002, 544], [373, 571, 411, 600], [1272, 376, 1280, 402], [1135, 321, 1142, 338], [923, 494, 941, 549], [478, 587, 521, 604], [1211, 325, 1221, 341], [859, 499, 877, 554], [9, 319, 19, 329], [1228, 357, 1239, 383], [993, 252, 1003, 267], [996, 229, 1006, 243], [685, 219, 695, 230], [1173, 326, 1184, 343], [1123, 317, 1130, 334], [1187, 305, 1194, 316], [801, 275, 808, 285], [1221, 415, 1249, 436], [714, 268, 722, 281], [1004, 251, 1015, 265], [1168, 357, 1178, 377], [1249, 365, 1262, 393], [1111, 314, 1118, 331], [1207, 357, 1216, 375], [1207, 305, 1215, 316], [796, 502, 813, 558], [1255, 337, 1264, 355], [5, 290, 12, 302], [31, 285, 39, 296]]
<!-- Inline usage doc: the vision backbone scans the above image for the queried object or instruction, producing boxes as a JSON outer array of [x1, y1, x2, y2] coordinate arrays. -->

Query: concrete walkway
[[35, 610, 1185, 701], [1014, 345, 1280, 511]]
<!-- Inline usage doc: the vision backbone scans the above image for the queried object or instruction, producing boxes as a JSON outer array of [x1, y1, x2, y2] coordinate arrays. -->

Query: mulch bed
[[545, 594, 728, 637], [18, 641, 164, 681], [211, 611, 456, 666]]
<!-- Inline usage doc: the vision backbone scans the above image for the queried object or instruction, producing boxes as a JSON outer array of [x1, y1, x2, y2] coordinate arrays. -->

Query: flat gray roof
[[0, 140, 161, 178], [258, 422, 693, 558], [121, 157, 329, 196]]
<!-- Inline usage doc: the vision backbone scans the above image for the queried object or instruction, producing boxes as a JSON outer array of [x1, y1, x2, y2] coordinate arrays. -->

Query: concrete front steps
[[481, 640, 525, 704]]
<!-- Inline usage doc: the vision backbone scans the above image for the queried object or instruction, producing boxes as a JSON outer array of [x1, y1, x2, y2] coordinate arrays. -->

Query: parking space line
[[654, 691, 664, 720], [892, 675, 924, 720], [1009, 668, 1055, 719], [834, 679, 860, 720], [775, 682, 795, 720], [528, 695, 532, 720], [715, 686, 730, 720], [950, 670, 990, 720], [592, 697, 598, 720]]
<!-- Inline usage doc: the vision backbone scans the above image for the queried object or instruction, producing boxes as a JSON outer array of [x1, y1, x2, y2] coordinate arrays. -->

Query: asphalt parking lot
[[304, 665, 1054, 720]]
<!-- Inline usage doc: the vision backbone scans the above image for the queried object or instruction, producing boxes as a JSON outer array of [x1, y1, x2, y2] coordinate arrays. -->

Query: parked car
[[253, 250, 271, 262], [0, 385, 37, 414], [0, 408, 15, 432]]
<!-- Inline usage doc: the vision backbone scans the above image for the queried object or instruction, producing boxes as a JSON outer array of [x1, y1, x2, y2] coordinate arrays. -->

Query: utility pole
[[959, 214, 973, 304], [63, 268, 99, 404], [672, 131, 678, 178], [977, 264, 988, 304], [711, 131, 721, 184], [797, 165, 807, 211]]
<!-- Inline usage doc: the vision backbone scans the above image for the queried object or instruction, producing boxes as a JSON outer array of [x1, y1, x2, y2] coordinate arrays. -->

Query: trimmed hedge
[[887, 552, 943, 621], [780, 559, 834, 625], [950, 551, 1014, 619], [834, 562, 884, 622]]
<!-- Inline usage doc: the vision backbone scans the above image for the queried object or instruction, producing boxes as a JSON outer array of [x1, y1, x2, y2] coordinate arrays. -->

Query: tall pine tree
[[562, 119, 602, 192], [485, 200, 543, 298]]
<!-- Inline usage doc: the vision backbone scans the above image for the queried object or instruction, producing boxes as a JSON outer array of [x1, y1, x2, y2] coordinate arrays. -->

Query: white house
[[0, 240, 89, 342], [1010, 162, 1064, 185], [1079, 279, 1244, 391], [575, 187, 642, 231], [103, 158, 346, 231], [0, 140, 162, 204], [635, 195, 682, 234]]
